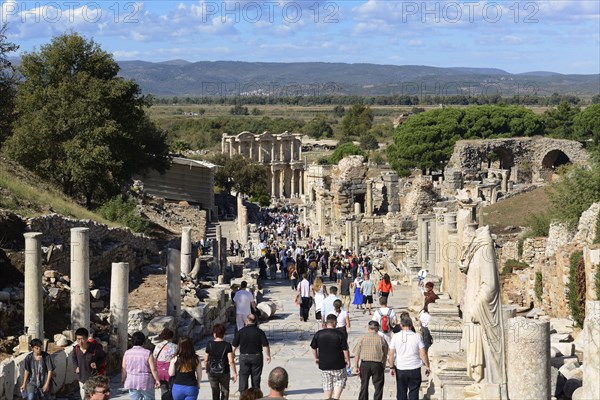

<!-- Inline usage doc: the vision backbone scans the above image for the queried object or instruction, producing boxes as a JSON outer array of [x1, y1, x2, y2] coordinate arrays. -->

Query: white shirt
[[390, 330, 425, 370], [321, 295, 340, 320], [336, 310, 348, 328], [419, 311, 431, 328], [233, 289, 254, 315], [298, 279, 311, 297]]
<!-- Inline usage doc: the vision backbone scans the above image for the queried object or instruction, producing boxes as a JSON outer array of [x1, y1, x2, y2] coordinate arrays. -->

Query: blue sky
[[1, 0, 599, 74]]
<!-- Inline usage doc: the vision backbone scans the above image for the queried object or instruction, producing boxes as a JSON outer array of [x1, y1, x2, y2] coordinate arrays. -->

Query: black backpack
[[208, 343, 228, 377]]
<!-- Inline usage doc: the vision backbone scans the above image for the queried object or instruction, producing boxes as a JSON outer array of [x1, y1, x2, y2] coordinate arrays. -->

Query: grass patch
[[0, 168, 116, 225], [535, 272, 543, 302], [481, 187, 552, 234], [502, 259, 530, 274], [97, 196, 150, 234]]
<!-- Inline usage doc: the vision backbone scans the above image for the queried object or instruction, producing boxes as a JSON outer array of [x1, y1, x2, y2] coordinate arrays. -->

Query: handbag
[[155, 343, 171, 382]]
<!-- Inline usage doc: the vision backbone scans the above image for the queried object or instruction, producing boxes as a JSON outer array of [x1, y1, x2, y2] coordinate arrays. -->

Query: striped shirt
[[123, 346, 155, 390], [353, 332, 389, 364]]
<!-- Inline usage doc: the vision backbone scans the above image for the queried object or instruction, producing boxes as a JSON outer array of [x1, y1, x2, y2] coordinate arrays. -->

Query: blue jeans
[[27, 390, 50, 400], [171, 383, 199, 400], [128, 388, 156, 400]]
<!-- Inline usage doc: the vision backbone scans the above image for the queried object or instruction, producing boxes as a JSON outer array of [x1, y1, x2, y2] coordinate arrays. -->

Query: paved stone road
[[107, 272, 412, 399]]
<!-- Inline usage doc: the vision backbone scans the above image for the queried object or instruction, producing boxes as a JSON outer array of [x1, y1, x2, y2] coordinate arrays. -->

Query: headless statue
[[459, 225, 507, 390]]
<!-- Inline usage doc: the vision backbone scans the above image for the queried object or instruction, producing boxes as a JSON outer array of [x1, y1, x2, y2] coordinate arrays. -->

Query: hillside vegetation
[[0, 155, 116, 225]]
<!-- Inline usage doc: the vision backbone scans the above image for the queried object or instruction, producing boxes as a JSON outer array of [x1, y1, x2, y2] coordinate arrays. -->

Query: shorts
[[363, 295, 373, 304], [321, 368, 347, 391]]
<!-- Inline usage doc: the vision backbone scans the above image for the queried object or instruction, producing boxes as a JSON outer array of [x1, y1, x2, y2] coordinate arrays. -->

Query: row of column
[[225, 138, 302, 163], [24, 229, 129, 355], [270, 167, 304, 198]]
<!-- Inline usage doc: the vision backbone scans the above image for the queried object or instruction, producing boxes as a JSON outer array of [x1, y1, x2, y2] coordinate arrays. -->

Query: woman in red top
[[377, 273, 393, 299]]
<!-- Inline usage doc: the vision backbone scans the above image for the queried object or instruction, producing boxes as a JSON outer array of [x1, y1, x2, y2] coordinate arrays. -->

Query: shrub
[[250, 193, 271, 207], [328, 143, 367, 164], [535, 272, 543, 302], [97, 196, 150, 234], [595, 213, 600, 244], [567, 251, 585, 327], [502, 259, 530, 274], [595, 266, 600, 301], [525, 212, 552, 237], [517, 239, 524, 258]]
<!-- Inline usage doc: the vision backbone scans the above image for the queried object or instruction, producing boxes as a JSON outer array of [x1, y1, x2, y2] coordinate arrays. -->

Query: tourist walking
[[20, 338, 55, 400], [232, 314, 272, 393], [333, 299, 350, 339], [121, 332, 160, 399], [339, 272, 353, 310], [234, 281, 257, 331], [260, 367, 289, 399], [169, 336, 203, 400], [296, 273, 312, 322], [310, 314, 351, 400], [388, 316, 431, 400], [352, 276, 364, 310], [372, 296, 398, 344], [360, 274, 375, 315], [353, 321, 389, 400], [321, 286, 341, 326], [312, 277, 328, 322], [377, 273, 394, 300], [153, 328, 177, 395], [83, 375, 110, 399], [72, 328, 107, 400], [203, 324, 237, 400]]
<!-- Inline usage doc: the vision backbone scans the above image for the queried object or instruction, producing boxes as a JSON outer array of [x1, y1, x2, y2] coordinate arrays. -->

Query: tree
[[340, 104, 373, 138], [387, 105, 544, 176], [302, 116, 333, 139], [573, 104, 600, 146], [543, 102, 581, 139], [329, 143, 367, 164], [230, 104, 249, 115], [333, 105, 345, 117], [5, 33, 169, 207], [0, 23, 19, 144], [359, 132, 379, 150], [209, 153, 268, 197], [592, 94, 600, 105]]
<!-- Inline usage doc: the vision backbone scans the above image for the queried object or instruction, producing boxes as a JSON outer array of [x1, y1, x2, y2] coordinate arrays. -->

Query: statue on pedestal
[[459, 226, 507, 394]]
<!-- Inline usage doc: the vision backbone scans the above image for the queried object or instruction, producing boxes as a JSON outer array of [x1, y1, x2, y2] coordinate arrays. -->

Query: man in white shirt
[[233, 281, 256, 330], [388, 316, 430, 400], [297, 274, 312, 322], [371, 296, 397, 344]]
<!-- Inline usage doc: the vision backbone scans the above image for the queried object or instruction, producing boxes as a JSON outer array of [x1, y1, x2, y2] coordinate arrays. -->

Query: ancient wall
[[27, 214, 158, 278]]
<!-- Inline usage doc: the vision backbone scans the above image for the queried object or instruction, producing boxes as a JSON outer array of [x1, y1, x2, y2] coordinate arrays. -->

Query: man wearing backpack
[[20, 338, 55, 400], [72, 328, 107, 400], [371, 297, 397, 344]]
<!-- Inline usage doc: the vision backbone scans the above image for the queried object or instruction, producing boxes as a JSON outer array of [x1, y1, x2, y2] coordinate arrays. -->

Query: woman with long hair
[[378, 273, 393, 300], [311, 277, 328, 322], [203, 324, 237, 400], [333, 299, 350, 340], [169, 336, 202, 400], [351, 276, 364, 310]]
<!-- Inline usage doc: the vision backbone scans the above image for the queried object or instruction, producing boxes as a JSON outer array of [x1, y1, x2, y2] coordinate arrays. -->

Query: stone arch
[[540, 149, 571, 181]]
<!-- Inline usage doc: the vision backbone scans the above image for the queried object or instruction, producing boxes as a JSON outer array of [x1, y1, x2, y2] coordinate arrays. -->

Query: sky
[[1, 0, 599, 74]]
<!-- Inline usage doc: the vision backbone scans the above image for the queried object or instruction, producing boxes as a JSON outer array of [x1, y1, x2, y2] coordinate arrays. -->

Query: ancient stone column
[[366, 180, 373, 216], [239, 206, 248, 243], [290, 169, 296, 197], [220, 237, 228, 273], [581, 301, 600, 399], [353, 224, 360, 255], [280, 168, 286, 198], [271, 168, 276, 197], [417, 216, 428, 268], [109, 262, 129, 355], [354, 202, 361, 215], [270, 142, 275, 162], [345, 219, 353, 250], [427, 220, 436, 273], [506, 317, 550, 400], [24, 232, 44, 339], [167, 248, 181, 321], [181, 226, 192, 275], [70, 227, 90, 332], [215, 224, 222, 266]]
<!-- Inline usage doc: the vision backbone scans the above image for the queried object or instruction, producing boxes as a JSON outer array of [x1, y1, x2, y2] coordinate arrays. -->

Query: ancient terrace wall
[[221, 131, 304, 198], [448, 136, 589, 184]]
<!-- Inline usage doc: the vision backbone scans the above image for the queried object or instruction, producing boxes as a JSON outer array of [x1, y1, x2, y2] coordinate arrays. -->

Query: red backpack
[[75, 338, 107, 376], [378, 309, 393, 333]]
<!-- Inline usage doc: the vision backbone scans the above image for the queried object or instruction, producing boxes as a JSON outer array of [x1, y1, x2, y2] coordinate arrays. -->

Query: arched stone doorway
[[540, 150, 571, 180]]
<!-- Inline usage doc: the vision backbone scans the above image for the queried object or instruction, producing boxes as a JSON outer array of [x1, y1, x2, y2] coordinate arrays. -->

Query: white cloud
[[408, 39, 423, 47]]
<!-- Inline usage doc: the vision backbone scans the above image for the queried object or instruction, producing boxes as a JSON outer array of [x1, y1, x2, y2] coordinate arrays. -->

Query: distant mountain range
[[11, 57, 600, 97]]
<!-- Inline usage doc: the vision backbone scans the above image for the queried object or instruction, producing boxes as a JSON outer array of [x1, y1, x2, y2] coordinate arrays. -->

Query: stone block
[[551, 343, 575, 357], [147, 316, 175, 334], [50, 350, 67, 393], [0, 359, 15, 400], [257, 301, 277, 319], [558, 359, 580, 378], [54, 334, 69, 347], [13, 352, 28, 395]]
